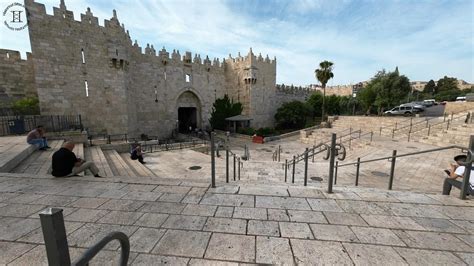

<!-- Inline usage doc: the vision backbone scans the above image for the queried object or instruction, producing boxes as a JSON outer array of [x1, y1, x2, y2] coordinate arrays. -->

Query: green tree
[[209, 95, 243, 130], [11, 97, 40, 115], [433, 76, 461, 101], [315, 60, 334, 121], [357, 84, 377, 114], [307, 92, 323, 118], [423, 79, 437, 94], [357, 68, 411, 114], [437, 76, 458, 92], [274, 101, 312, 129]]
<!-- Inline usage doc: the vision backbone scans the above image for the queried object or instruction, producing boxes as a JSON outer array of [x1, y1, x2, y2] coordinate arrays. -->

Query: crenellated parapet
[[276, 84, 312, 96]]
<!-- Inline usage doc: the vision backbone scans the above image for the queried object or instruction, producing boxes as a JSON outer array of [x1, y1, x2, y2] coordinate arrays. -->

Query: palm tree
[[315, 61, 334, 122]]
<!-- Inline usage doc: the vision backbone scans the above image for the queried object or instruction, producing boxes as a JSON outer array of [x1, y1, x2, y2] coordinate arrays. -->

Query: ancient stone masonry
[[0, 0, 307, 137], [0, 49, 37, 107]]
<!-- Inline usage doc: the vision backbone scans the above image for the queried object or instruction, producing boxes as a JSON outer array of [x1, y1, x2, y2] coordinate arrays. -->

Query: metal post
[[349, 128, 352, 149], [284, 160, 288, 182], [39, 208, 71, 266], [451, 112, 454, 121], [226, 147, 229, 183], [379, 126, 382, 136], [312, 145, 315, 163], [388, 150, 397, 190], [327, 133, 336, 193], [107, 135, 111, 144], [447, 120, 450, 130], [238, 157, 241, 180], [370, 131, 373, 142], [392, 129, 395, 139], [292, 155, 296, 183], [304, 148, 309, 186], [408, 130, 411, 142], [460, 135, 474, 199], [233, 154, 236, 181], [358, 129, 361, 139], [355, 158, 360, 186], [428, 124, 431, 136], [210, 132, 216, 188], [278, 145, 281, 162], [334, 161, 338, 185], [426, 120, 429, 127]]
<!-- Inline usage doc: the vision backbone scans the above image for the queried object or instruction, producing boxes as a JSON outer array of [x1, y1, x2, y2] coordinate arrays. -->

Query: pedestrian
[[51, 141, 102, 177], [26, 125, 50, 150]]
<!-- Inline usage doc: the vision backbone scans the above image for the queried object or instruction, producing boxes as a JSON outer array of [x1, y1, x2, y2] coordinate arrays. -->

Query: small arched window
[[84, 80, 89, 97]]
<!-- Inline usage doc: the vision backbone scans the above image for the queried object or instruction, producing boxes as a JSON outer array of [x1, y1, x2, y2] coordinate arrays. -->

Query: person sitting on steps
[[26, 125, 50, 150], [52, 141, 102, 178], [131, 143, 145, 164], [442, 154, 473, 196]]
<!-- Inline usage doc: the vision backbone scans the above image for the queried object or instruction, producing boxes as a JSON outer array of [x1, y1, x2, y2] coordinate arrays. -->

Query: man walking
[[52, 141, 102, 177]]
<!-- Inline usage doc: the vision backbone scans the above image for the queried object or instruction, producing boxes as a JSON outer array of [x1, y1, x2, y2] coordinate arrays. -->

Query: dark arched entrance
[[176, 90, 201, 133]]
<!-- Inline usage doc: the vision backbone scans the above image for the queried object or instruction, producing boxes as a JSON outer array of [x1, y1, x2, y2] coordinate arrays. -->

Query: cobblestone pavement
[[0, 173, 472, 265]]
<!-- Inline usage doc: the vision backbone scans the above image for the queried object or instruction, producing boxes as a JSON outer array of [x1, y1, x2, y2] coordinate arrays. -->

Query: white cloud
[[0, 0, 472, 85]]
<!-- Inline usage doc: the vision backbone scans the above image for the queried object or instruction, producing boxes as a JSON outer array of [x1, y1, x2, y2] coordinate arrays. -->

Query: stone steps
[[10, 140, 64, 175], [120, 153, 157, 177], [84, 146, 114, 177], [103, 149, 136, 177], [0, 136, 37, 172]]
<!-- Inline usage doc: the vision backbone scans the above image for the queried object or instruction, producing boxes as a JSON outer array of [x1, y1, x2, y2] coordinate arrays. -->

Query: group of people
[[25, 125, 472, 196], [26, 126, 146, 178]]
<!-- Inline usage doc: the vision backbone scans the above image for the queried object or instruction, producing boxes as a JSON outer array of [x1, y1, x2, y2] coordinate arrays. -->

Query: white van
[[456, 96, 466, 102]]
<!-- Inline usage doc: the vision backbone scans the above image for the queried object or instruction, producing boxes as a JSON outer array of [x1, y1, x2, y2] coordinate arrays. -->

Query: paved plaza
[[0, 172, 473, 265]]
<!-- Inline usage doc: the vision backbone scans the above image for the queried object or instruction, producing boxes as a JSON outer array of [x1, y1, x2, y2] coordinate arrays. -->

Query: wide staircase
[[3, 137, 157, 178]]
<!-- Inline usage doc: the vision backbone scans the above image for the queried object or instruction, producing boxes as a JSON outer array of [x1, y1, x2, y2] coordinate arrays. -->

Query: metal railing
[[209, 132, 243, 186], [334, 135, 474, 199], [141, 139, 208, 153], [0, 114, 82, 136], [39, 208, 130, 266], [385, 110, 473, 142]]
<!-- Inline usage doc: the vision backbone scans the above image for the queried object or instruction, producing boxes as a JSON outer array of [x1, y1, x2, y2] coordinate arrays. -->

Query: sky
[[0, 0, 472, 86]]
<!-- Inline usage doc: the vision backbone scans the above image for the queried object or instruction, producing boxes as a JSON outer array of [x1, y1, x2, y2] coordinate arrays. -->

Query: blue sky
[[0, 0, 472, 86]]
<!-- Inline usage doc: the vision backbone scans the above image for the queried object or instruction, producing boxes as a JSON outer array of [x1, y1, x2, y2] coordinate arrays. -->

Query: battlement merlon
[[0, 49, 32, 61], [226, 48, 276, 66], [276, 84, 313, 95]]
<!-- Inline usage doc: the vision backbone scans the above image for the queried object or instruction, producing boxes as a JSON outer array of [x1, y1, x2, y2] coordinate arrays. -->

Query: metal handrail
[[73, 232, 130, 266], [337, 145, 467, 168]]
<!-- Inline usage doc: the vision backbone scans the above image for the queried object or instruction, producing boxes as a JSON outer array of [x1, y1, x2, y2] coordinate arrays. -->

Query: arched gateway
[[175, 89, 202, 133]]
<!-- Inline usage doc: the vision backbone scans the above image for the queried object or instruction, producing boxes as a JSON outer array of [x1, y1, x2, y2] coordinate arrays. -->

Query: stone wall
[[0, 49, 36, 107], [20, 0, 317, 136]]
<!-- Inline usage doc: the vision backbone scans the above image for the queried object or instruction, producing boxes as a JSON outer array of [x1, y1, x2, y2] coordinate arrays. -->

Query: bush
[[11, 97, 40, 115], [255, 127, 276, 137], [274, 101, 312, 130], [236, 127, 255, 136]]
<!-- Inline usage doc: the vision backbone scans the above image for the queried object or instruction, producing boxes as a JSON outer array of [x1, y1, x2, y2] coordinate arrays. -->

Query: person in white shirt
[[442, 154, 473, 195]]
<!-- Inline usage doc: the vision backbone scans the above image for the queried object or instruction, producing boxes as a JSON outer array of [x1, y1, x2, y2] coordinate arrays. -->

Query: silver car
[[384, 106, 415, 116], [400, 102, 425, 112]]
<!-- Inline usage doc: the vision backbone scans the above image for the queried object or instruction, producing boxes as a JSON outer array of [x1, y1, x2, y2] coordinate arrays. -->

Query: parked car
[[423, 99, 436, 107], [456, 96, 466, 102], [384, 106, 416, 116], [400, 102, 425, 112]]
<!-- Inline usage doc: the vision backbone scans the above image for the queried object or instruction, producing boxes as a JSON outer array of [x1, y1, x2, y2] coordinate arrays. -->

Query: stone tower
[[224, 48, 277, 128]]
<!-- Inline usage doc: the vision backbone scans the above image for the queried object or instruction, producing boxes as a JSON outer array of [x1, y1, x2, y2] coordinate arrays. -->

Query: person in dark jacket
[[131, 143, 145, 164], [52, 141, 101, 177]]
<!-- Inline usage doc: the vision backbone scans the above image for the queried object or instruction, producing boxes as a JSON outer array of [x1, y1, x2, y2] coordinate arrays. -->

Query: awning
[[225, 115, 253, 122]]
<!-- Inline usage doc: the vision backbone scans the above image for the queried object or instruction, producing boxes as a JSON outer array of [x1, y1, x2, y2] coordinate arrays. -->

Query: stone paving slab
[[152, 229, 211, 258], [394, 247, 467, 265], [0, 174, 473, 265], [291, 239, 353, 265], [256, 236, 293, 265], [204, 233, 255, 263], [255, 196, 311, 210], [343, 243, 408, 265]]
